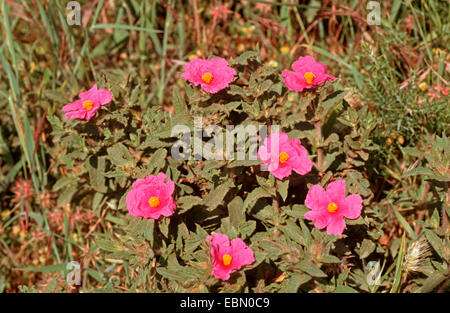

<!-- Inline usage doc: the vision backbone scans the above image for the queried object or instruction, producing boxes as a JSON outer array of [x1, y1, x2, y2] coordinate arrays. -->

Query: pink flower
[[281, 56, 336, 92], [428, 84, 448, 101], [207, 233, 255, 281], [181, 57, 236, 94], [209, 3, 232, 19], [126, 173, 176, 219], [304, 180, 362, 235], [257, 131, 313, 180], [62, 84, 113, 121]]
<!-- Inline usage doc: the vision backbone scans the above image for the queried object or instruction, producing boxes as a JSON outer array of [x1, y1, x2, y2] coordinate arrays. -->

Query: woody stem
[[273, 179, 280, 213], [273, 180, 281, 237], [315, 120, 323, 174]]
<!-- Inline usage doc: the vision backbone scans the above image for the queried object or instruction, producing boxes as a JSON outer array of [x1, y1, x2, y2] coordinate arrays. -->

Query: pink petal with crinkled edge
[[313, 73, 336, 86], [230, 238, 255, 270], [200, 61, 236, 94], [62, 99, 84, 112], [284, 56, 336, 91], [79, 84, 112, 106], [257, 144, 271, 163], [326, 216, 346, 235], [287, 138, 313, 175], [93, 88, 113, 106], [125, 173, 176, 219], [258, 131, 312, 179], [208, 234, 233, 280], [325, 180, 346, 205], [64, 110, 86, 120], [207, 234, 254, 281], [270, 164, 292, 180], [181, 57, 204, 86], [340, 194, 363, 219], [305, 184, 330, 212], [304, 210, 329, 229], [282, 70, 309, 92], [182, 58, 236, 94], [291, 56, 320, 72], [85, 104, 101, 121], [79, 83, 98, 99]]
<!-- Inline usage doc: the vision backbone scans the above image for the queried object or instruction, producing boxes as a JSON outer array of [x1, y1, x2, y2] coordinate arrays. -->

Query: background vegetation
[[0, 0, 448, 293]]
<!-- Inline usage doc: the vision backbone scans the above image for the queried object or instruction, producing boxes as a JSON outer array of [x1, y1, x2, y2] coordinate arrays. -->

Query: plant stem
[[315, 121, 323, 174]]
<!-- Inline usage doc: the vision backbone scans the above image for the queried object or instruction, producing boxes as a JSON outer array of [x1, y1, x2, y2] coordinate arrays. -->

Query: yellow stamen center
[[279, 152, 290, 164], [148, 197, 160, 208], [82, 100, 93, 111], [327, 202, 338, 213], [304, 72, 316, 84], [222, 254, 232, 266], [202, 72, 213, 84]]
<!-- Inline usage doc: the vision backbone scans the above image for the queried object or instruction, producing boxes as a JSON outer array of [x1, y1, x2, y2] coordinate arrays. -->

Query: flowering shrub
[[1, 0, 447, 294], [44, 50, 389, 292]]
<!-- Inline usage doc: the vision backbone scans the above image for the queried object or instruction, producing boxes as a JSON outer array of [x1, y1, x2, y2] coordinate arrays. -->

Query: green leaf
[[390, 233, 406, 293], [19, 263, 67, 273], [238, 220, 256, 239], [148, 148, 168, 172], [52, 177, 77, 191], [107, 143, 133, 166], [228, 196, 246, 229], [105, 214, 127, 226], [359, 239, 376, 259], [318, 255, 341, 263], [285, 204, 309, 220], [403, 167, 435, 178], [334, 285, 358, 293], [85, 268, 106, 283], [177, 195, 203, 213], [277, 179, 289, 202], [87, 156, 107, 193], [96, 239, 120, 252], [173, 88, 187, 114], [156, 267, 186, 282], [57, 184, 78, 207], [298, 260, 327, 278], [392, 207, 417, 240], [281, 220, 305, 247], [259, 240, 285, 259], [232, 50, 258, 66], [424, 229, 443, 258], [243, 187, 272, 212], [318, 90, 345, 119], [142, 219, 155, 245], [280, 273, 311, 293], [204, 182, 232, 210], [418, 272, 448, 292], [159, 218, 170, 238]]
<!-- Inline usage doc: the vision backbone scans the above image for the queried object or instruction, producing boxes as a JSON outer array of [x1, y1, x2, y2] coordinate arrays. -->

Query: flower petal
[[230, 238, 255, 270], [326, 216, 346, 235], [281, 71, 308, 92], [325, 180, 346, 204], [64, 110, 86, 120], [305, 185, 330, 211], [79, 83, 98, 99], [304, 210, 329, 229], [341, 194, 363, 219]]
